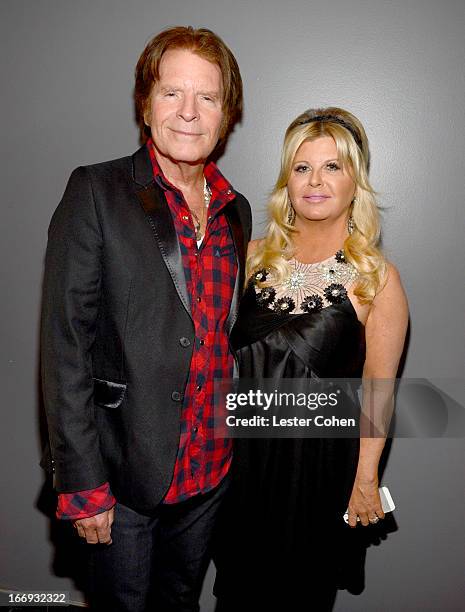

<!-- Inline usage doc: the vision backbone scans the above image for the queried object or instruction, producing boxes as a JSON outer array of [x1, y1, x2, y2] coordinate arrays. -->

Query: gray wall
[[1, 0, 464, 610]]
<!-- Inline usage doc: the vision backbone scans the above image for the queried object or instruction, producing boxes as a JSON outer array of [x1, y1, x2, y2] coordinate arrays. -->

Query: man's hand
[[73, 507, 114, 544]]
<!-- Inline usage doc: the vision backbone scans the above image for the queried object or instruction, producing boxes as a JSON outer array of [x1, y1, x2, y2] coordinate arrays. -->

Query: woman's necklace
[[190, 178, 212, 241]]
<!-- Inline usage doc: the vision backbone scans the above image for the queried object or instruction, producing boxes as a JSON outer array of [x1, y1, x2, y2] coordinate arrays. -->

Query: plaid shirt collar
[[146, 138, 235, 213]]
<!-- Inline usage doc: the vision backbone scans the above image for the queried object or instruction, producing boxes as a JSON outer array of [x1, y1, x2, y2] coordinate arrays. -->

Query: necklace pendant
[[284, 269, 306, 292]]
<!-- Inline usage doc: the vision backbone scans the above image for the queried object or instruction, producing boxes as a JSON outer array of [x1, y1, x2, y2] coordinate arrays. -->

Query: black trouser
[[87, 477, 229, 612]]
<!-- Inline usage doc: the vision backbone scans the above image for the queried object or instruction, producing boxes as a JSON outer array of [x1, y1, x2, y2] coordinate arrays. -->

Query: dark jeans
[[87, 477, 229, 612]]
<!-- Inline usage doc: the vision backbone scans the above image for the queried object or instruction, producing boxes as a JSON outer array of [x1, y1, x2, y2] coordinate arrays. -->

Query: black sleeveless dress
[[214, 255, 368, 609]]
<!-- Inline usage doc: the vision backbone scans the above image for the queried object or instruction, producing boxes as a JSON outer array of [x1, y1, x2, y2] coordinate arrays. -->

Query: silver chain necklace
[[190, 177, 212, 241]]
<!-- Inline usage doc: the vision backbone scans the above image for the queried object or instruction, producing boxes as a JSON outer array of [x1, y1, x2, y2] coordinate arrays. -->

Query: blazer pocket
[[93, 377, 127, 409]]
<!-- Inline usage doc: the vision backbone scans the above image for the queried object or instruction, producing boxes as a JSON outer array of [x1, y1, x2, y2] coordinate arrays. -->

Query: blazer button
[[179, 337, 191, 347], [171, 391, 183, 402]]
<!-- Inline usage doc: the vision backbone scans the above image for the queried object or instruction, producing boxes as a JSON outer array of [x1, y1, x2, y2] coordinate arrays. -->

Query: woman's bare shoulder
[[374, 261, 407, 303], [247, 238, 265, 257]]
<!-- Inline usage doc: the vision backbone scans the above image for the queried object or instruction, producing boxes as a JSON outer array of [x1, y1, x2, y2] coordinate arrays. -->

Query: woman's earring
[[348, 196, 357, 235], [348, 215, 355, 235], [287, 200, 296, 225]]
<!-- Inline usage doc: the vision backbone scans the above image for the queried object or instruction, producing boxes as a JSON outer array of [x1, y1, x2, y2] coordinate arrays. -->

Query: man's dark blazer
[[41, 145, 252, 515]]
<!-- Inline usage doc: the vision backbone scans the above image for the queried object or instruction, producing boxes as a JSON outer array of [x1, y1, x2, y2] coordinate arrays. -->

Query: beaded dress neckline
[[252, 250, 358, 315]]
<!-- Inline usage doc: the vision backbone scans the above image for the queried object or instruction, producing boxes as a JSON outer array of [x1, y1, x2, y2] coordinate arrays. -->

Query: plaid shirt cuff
[[56, 482, 116, 520]]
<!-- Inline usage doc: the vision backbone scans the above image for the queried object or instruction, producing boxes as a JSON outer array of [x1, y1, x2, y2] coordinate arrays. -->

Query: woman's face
[[287, 136, 356, 226]]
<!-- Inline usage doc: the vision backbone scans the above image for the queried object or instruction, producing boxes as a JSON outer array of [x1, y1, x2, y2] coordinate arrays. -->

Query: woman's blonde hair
[[247, 107, 387, 303]]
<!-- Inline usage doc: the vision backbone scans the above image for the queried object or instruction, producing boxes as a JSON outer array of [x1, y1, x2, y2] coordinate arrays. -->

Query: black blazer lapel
[[224, 200, 246, 336], [132, 147, 192, 318]]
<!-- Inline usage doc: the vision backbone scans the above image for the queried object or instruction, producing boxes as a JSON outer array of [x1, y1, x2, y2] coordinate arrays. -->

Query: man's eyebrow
[[199, 90, 221, 98], [158, 84, 179, 92], [157, 84, 221, 96]]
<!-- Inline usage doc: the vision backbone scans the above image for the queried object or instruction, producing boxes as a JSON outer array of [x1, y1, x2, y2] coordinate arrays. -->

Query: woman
[[214, 107, 408, 610]]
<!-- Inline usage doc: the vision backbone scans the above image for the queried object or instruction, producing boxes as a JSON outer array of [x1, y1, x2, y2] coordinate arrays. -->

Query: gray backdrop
[[1, 0, 464, 610]]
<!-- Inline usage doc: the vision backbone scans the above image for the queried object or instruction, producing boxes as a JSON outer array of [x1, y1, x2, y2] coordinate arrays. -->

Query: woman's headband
[[294, 114, 363, 151]]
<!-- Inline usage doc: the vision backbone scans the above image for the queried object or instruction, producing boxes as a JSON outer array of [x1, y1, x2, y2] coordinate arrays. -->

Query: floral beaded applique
[[256, 286, 276, 306], [324, 283, 348, 304], [272, 297, 296, 314], [253, 269, 278, 307], [254, 269, 269, 283], [253, 251, 357, 315], [301, 294, 324, 313]]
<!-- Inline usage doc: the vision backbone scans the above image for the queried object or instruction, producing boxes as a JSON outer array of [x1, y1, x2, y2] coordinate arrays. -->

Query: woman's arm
[[347, 263, 409, 527]]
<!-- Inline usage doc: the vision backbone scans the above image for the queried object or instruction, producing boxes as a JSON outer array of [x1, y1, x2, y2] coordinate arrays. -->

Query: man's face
[[145, 49, 224, 165]]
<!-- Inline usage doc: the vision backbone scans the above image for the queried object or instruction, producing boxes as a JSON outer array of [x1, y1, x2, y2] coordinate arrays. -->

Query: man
[[41, 26, 251, 612]]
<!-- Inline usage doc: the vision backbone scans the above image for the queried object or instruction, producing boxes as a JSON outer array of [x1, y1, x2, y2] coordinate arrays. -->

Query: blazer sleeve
[[235, 191, 253, 244], [245, 198, 252, 242], [41, 166, 107, 493]]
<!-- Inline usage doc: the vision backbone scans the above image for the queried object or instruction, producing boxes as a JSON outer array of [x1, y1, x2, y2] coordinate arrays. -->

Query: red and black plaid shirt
[[57, 141, 236, 518]]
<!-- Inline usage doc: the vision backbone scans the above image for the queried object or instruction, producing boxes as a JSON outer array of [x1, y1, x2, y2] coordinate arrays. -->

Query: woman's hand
[[347, 477, 384, 527]]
